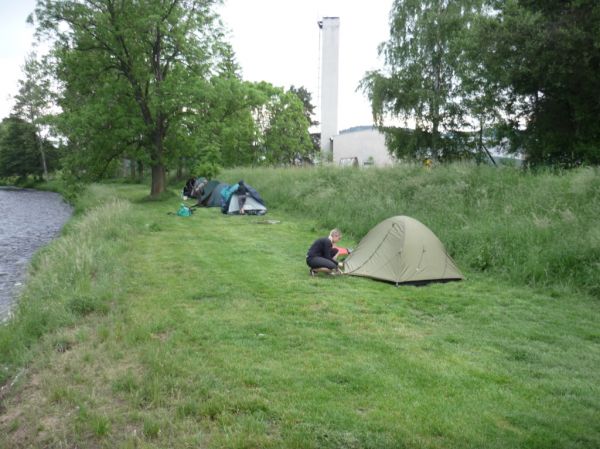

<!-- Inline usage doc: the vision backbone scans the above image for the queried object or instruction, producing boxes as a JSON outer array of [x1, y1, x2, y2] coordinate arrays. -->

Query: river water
[[0, 187, 72, 322]]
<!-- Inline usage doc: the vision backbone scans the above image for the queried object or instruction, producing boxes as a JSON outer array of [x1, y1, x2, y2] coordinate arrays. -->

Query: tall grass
[[223, 164, 600, 296]]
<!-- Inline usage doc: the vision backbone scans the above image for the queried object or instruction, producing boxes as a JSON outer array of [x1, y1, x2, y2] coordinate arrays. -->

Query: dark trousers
[[238, 194, 247, 212], [306, 256, 337, 270]]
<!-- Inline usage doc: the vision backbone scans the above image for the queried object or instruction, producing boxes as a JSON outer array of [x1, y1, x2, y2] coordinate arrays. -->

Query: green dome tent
[[195, 180, 228, 207], [343, 216, 463, 285]]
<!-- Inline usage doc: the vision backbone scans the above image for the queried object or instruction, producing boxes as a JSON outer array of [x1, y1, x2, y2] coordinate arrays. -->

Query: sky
[[0, 0, 394, 131], [0, 1, 39, 120]]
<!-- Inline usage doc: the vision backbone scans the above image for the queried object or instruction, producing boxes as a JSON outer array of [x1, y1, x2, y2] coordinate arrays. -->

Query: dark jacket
[[306, 237, 338, 263]]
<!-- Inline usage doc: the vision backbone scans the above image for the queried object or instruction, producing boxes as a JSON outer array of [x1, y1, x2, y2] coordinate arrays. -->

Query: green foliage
[[479, 0, 600, 166], [34, 0, 228, 196], [55, 65, 146, 181], [362, 0, 487, 160], [193, 76, 265, 168], [365, 1, 600, 166], [382, 127, 482, 162], [219, 82, 316, 167], [288, 85, 320, 154], [263, 91, 314, 165], [32, 0, 315, 186], [288, 85, 319, 128], [194, 145, 222, 180], [11, 53, 56, 179], [0, 116, 59, 180]]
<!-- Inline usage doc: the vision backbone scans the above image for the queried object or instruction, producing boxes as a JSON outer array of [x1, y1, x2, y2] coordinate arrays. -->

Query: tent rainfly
[[343, 216, 463, 285], [196, 180, 228, 207]]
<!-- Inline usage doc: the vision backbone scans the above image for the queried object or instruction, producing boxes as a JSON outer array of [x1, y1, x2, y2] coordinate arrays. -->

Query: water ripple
[[0, 187, 72, 322]]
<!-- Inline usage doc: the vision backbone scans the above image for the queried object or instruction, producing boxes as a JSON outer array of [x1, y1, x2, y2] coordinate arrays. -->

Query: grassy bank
[[0, 167, 599, 448], [223, 164, 600, 296]]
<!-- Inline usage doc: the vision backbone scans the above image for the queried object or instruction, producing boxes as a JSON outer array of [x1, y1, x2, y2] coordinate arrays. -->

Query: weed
[[142, 417, 161, 439], [67, 295, 109, 316]]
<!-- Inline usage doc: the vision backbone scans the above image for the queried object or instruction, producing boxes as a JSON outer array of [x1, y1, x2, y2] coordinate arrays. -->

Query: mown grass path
[[1, 184, 599, 448]]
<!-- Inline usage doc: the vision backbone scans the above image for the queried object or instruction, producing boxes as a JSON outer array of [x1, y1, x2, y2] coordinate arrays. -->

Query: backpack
[[176, 204, 193, 217]]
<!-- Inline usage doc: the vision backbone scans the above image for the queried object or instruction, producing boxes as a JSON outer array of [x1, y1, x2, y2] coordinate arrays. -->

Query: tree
[[480, 0, 600, 166], [12, 53, 55, 179], [33, 0, 228, 196], [288, 85, 320, 154], [50, 51, 147, 180], [361, 0, 486, 161], [262, 90, 314, 165], [288, 85, 318, 128], [195, 74, 262, 168], [0, 116, 58, 180]]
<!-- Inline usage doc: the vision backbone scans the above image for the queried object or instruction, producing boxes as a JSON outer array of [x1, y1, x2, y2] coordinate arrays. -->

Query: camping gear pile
[[181, 178, 267, 215], [182, 177, 207, 199]]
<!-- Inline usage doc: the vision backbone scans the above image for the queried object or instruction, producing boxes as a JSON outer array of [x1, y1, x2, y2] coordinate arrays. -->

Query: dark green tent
[[344, 216, 463, 285], [196, 181, 228, 207]]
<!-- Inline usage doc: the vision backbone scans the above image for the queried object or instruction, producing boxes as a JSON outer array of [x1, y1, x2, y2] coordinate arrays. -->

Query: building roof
[[339, 125, 377, 135]]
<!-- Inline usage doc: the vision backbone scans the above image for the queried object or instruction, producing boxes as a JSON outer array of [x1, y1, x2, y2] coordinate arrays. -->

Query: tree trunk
[[129, 158, 136, 179], [431, 59, 441, 161], [176, 159, 183, 179], [150, 164, 166, 197], [35, 129, 48, 180], [149, 110, 167, 196], [148, 26, 168, 198], [149, 148, 165, 196], [432, 119, 439, 160]]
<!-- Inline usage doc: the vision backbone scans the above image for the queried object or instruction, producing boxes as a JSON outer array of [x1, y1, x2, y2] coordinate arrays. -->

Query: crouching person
[[306, 229, 344, 276]]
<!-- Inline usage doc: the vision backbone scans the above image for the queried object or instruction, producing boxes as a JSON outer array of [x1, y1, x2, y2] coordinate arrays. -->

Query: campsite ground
[[1, 173, 599, 448]]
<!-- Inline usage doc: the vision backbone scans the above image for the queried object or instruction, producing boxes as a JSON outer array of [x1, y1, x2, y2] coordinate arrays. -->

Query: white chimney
[[319, 17, 340, 158]]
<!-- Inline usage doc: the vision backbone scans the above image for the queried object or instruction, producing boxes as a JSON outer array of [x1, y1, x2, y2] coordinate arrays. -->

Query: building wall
[[332, 127, 395, 166], [319, 17, 340, 155]]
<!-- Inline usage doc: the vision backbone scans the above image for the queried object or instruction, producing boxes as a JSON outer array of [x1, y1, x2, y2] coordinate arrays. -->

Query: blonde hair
[[329, 228, 341, 238]]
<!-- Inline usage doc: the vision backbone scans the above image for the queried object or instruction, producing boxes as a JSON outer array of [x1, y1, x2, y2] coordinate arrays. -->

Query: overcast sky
[[0, 0, 393, 131], [0, 1, 38, 121]]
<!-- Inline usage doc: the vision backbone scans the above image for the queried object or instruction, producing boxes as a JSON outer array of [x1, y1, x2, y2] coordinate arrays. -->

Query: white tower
[[319, 17, 340, 158]]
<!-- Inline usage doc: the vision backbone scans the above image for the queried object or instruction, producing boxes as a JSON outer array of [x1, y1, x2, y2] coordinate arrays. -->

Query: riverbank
[[0, 187, 72, 322], [1, 170, 599, 448]]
